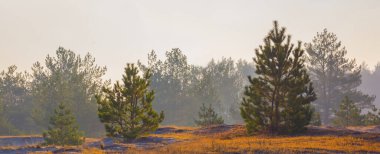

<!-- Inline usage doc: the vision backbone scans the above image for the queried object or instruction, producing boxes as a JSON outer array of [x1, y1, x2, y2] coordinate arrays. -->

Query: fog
[[1, 0, 380, 81], [0, 0, 379, 137]]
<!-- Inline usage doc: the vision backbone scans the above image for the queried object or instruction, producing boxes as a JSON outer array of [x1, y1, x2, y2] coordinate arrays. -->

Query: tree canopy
[[96, 64, 164, 140], [305, 29, 375, 124], [241, 21, 316, 134]]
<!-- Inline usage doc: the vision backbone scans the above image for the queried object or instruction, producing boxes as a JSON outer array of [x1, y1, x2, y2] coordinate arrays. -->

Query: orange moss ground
[[11, 125, 380, 153], [130, 125, 380, 154], [138, 135, 378, 153]]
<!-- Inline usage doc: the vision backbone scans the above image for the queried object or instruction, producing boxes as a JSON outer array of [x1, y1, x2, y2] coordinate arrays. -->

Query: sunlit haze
[[1, 0, 379, 80]]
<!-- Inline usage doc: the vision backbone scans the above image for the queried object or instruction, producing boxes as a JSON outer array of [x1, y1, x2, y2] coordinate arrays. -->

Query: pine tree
[[43, 102, 84, 146], [241, 21, 316, 134], [194, 103, 224, 127], [0, 65, 30, 135], [96, 64, 164, 140], [310, 109, 322, 126], [0, 97, 19, 135], [363, 107, 380, 126], [138, 49, 196, 126], [31, 47, 107, 136], [332, 96, 363, 127], [305, 29, 375, 124]]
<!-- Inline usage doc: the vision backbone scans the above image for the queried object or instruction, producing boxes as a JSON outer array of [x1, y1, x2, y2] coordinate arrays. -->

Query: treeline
[[137, 49, 255, 125], [361, 63, 380, 107], [0, 48, 107, 136], [0, 48, 254, 136], [0, 21, 379, 138]]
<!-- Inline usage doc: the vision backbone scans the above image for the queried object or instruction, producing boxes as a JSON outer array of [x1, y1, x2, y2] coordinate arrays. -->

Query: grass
[[143, 135, 379, 153], [150, 132, 196, 140], [2, 125, 380, 153], [83, 148, 104, 154], [159, 125, 198, 131], [130, 125, 380, 153]]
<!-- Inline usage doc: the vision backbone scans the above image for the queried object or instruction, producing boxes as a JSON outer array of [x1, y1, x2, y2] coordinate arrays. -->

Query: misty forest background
[[0, 29, 379, 137]]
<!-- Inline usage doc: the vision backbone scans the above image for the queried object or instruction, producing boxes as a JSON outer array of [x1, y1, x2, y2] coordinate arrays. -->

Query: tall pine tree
[[241, 21, 316, 134], [96, 64, 164, 140], [305, 29, 375, 124]]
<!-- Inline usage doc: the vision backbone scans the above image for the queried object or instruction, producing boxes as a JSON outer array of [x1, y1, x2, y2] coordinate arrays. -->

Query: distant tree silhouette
[[332, 96, 363, 127], [305, 30, 375, 124], [138, 49, 253, 125], [31, 47, 107, 136], [310, 108, 322, 126]]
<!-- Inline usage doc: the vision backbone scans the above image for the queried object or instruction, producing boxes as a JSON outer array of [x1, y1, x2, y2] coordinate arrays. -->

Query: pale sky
[[0, 0, 379, 80]]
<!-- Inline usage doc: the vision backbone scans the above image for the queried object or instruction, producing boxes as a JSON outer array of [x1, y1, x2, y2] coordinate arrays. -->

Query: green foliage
[[361, 63, 380, 114], [241, 21, 316, 134], [363, 107, 380, 125], [332, 96, 363, 127], [194, 103, 224, 127], [196, 58, 252, 124], [43, 102, 84, 146], [310, 108, 322, 126], [31, 47, 107, 136], [96, 64, 164, 140], [305, 29, 375, 124], [0, 65, 32, 135], [138, 49, 254, 125], [138, 49, 197, 126], [0, 97, 20, 135]]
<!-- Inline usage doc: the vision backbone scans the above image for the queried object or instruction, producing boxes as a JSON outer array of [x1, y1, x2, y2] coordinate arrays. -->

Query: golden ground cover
[[140, 135, 379, 153], [9, 125, 380, 153], [129, 125, 380, 153]]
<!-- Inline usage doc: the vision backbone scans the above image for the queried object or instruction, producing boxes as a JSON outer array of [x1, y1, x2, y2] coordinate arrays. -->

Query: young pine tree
[[43, 102, 84, 146], [310, 109, 322, 126], [96, 64, 164, 140], [363, 107, 380, 125], [332, 96, 363, 127], [241, 21, 316, 134], [194, 103, 224, 127]]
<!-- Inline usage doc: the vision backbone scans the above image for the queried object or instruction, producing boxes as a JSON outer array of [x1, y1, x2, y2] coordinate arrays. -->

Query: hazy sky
[[1, 0, 379, 80]]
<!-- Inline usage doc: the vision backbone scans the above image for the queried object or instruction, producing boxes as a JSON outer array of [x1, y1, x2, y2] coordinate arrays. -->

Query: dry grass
[[141, 135, 379, 153], [83, 147, 104, 154], [0, 145, 41, 150], [134, 125, 380, 154], [160, 125, 198, 131], [28, 152, 53, 154], [2, 125, 380, 153], [150, 132, 196, 140], [0, 135, 41, 138]]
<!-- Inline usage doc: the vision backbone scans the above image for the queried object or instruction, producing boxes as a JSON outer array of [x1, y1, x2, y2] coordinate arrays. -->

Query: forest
[[0, 21, 380, 153], [1, 28, 379, 134]]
